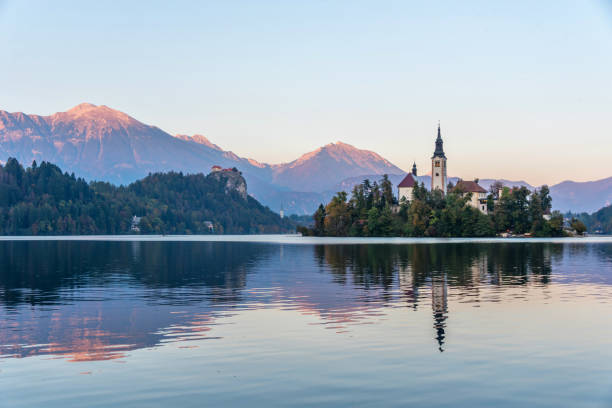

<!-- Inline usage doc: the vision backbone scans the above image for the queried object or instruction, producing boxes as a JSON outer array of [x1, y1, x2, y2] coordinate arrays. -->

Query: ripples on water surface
[[0, 237, 611, 407]]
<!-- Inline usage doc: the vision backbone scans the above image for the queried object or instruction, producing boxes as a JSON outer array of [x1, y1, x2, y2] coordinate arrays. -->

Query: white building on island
[[398, 162, 418, 203], [397, 124, 490, 214]]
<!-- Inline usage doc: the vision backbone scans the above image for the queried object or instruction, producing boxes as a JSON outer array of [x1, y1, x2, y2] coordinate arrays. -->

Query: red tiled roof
[[453, 180, 487, 193], [398, 173, 417, 188]]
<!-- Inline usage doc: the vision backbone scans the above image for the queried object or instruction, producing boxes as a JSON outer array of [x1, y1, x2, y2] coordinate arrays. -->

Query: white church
[[397, 125, 490, 214]]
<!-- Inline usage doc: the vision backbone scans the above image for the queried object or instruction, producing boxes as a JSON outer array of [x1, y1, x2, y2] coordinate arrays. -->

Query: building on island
[[431, 124, 447, 195], [396, 124, 491, 214], [452, 180, 489, 214], [398, 162, 418, 202]]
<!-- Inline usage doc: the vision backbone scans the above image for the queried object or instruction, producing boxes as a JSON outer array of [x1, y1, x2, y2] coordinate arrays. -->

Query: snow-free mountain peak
[[65, 102, 98, 113], [56, 103, 139, 128], [289, 141, 400, 169], [268, 141, 405, 192]]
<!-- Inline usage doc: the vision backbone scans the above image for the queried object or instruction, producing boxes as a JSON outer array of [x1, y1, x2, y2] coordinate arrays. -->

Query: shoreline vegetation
[[1, 235, 609, 243], [0, 158, 597, 238], [297, 175, 585, 238], [0, 158, 294, 235]]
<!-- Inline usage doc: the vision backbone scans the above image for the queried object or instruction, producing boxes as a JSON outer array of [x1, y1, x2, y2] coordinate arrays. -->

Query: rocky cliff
[[207, 169, 248, 200]]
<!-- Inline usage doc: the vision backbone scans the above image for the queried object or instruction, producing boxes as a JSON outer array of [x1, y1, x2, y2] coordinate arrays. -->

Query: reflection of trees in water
[[0, 241, 274, 307], [318, 243, 559, 293], [317, 243, 563, 352], [315, 245, 399, 288], [0, 241, 275, 361], [483, 244, 560, 286], [128, 241, 270, 305], [0, 241, 601, 360]]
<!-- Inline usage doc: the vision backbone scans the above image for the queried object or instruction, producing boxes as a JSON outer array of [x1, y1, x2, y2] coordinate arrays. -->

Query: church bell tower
[[431, 123, 447, 195]]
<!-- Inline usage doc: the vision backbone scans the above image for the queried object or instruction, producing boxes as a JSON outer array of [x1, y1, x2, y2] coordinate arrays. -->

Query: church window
[[435, 161, 440, 167], [435, 173, 439, 177]]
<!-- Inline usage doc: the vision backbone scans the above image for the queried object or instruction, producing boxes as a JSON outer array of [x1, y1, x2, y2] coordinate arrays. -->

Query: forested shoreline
[[0, 158, 293, 235], [568, 206, 612, 235], [298, 175, 569, 237], [1, 158, 601, 238]]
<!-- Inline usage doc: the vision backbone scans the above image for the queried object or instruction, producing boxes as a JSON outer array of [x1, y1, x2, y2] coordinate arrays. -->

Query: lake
[[1, 236, 611, 407]]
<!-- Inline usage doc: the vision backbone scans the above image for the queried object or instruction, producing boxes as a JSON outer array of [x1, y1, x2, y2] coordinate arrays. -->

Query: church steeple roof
[[412, 162, 417, 176], [432, 123, 446, 159]]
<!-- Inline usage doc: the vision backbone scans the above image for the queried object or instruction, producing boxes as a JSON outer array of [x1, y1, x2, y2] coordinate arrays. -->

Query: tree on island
[[570, 218, 587, 236], [302, 176, 565, 238]]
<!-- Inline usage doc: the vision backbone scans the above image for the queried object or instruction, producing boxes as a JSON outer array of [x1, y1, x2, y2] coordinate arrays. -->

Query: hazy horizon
[[1, 1, 611, 185]]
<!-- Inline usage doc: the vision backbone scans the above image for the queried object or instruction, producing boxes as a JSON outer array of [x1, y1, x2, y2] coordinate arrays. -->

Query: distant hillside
[[571, 204, 612, 234], [0, 158, 293, 235], [549, 177, 612, 213], [477, 179, 534, 191], [476, 177, 612, 214]]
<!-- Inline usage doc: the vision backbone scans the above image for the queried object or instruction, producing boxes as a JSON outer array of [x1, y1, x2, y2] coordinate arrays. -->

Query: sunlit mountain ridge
[[1, 103, 610, 214]]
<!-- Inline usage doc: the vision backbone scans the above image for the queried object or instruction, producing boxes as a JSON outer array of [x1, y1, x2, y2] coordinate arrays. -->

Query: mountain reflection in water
[[0, 241, 611, 361]]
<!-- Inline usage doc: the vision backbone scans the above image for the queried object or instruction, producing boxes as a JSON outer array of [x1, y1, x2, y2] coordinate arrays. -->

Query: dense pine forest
[[299, 175, 567, 237], [0, 158, 293, 235]]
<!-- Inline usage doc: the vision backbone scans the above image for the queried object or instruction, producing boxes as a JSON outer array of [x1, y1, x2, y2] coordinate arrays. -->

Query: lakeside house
[[130, 215, 141, 233]]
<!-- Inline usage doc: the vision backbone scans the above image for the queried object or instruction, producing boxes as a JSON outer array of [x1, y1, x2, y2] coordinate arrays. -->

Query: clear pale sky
[[1, 1, 611, 185]]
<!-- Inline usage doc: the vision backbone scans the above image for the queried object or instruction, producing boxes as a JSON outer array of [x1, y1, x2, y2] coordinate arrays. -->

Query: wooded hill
[[0, 158, 293, 235], [570, 205, 612, 234]]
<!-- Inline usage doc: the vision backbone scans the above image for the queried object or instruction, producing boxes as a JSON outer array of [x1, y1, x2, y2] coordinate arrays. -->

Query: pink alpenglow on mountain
[[0, 104, 405, 212], [174, 134, 223, 151], [0, 103, 258, 184], [1, 103, 610, 214], [269, 142, 404, 192]]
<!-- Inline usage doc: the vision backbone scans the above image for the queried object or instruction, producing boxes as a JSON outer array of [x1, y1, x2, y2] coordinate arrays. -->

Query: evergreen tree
[[324, 192, 351, 236], [313, 204, 326, 236]]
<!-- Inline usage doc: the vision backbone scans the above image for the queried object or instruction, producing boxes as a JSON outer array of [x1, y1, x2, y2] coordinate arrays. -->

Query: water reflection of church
[[0, 241, 564, 361], [396, 244, 556, 352], [398, 264, 449, 352], [431, 275, 448, 352]]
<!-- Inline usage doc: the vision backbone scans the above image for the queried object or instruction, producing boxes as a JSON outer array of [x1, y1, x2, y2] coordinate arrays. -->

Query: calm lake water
[[1, 237, 611, 407]]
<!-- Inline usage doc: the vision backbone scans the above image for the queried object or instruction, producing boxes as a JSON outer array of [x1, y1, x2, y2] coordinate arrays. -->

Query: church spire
[[412, 162, 417, 176], [432, 122, 446, 159]]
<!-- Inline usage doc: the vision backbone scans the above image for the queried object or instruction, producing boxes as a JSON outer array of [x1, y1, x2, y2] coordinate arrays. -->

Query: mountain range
[[1, 103, 610, 214]]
